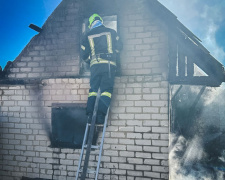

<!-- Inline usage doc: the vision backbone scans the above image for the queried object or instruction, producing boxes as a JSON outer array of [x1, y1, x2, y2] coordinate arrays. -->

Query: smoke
[[182, 136, 204, 167], [170, 134, 225, 180], [158, 0, 225, 64], [202, 87, 224, 105], [27, 83, 52, 141], [170, 85, 225, 180]]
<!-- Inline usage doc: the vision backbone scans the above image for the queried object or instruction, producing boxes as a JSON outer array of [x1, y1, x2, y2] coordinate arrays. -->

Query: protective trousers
[[86, 64, 116, 116]]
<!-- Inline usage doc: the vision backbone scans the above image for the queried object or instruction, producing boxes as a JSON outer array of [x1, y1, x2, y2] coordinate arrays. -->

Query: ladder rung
[[88, 123, 104, 127], [87, 169, 96, 174], [84, 145, 100, 149]]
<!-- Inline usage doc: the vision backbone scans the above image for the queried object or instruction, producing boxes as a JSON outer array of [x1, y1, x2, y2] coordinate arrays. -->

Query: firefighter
[[81, 13, 122, 124]]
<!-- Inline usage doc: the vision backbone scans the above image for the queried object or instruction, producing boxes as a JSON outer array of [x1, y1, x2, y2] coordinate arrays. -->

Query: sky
[[158, 0, 225, 65], [0, 0, 225, 70]]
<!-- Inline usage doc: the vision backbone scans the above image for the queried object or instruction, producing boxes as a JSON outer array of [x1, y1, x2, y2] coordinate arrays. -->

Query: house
[[0, 0, 224, 179]]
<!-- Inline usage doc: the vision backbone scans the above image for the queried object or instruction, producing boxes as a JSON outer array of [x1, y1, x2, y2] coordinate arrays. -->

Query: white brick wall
[[119, 0, 168, 78], [0, 75, 169, 179], [0, 0, 170, 179]]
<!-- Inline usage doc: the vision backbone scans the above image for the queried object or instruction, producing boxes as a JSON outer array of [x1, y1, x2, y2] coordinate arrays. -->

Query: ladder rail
[[75, 124, 89, 180], [95, 108, 109, 180], [80, 89, 101, 180], [80, 117, 97, 179]]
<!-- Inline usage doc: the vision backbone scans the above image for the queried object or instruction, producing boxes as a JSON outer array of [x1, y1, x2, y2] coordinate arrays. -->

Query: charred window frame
[[51, 103, 86, 149], [168, 31, 225, 87], [79, 15, 121, 76]]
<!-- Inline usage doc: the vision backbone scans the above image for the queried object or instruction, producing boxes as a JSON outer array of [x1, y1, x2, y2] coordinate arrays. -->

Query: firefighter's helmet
[[88, 13, 103, 28]]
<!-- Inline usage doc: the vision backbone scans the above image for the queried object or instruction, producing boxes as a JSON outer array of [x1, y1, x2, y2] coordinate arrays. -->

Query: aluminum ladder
[[75, 90, 109, 180]]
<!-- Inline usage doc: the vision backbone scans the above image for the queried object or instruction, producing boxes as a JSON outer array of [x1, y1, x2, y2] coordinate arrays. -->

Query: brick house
[[0, 0, 224, 180]]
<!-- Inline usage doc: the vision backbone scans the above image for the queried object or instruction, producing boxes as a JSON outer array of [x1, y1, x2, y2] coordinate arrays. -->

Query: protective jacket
[[81, 24, 122, 116], [81, 25, 121, 67]]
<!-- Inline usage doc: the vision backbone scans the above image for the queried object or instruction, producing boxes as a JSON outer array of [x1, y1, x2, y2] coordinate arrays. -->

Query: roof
[[1, 0, 224, 86], [149, 0, 225, 86]]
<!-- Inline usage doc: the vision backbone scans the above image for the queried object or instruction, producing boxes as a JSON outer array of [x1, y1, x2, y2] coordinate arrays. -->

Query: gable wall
[[0, 0, 169, 179], [5, 0, 81, 79]]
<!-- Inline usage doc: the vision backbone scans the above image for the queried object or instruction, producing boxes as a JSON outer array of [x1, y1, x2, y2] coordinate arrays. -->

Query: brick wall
[[118, 0, 168, 77], [0, 0, 170, 179], [0, 79, 89, 180], [0, 76, 169, 180], [109, 76, 169, 179]]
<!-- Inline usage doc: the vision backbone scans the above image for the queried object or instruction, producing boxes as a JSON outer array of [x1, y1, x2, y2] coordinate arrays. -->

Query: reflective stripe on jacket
[[81, 25, 122, 66]]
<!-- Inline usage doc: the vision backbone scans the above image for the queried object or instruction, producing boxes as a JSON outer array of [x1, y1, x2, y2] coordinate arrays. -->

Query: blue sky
[[0, 0, 225, 69]]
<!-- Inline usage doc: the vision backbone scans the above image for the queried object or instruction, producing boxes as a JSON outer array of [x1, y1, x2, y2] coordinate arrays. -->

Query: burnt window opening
[[79, 15, 121, 76], [51, 103, 98, 149]]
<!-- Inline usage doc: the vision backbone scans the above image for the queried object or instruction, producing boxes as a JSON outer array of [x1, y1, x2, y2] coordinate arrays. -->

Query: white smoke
[[202, 6, 225, 62], [202, 87, 224, 105], [169, 134, 225, 180], [182, 136, 204, 167], [170, 85, 225, 180]]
